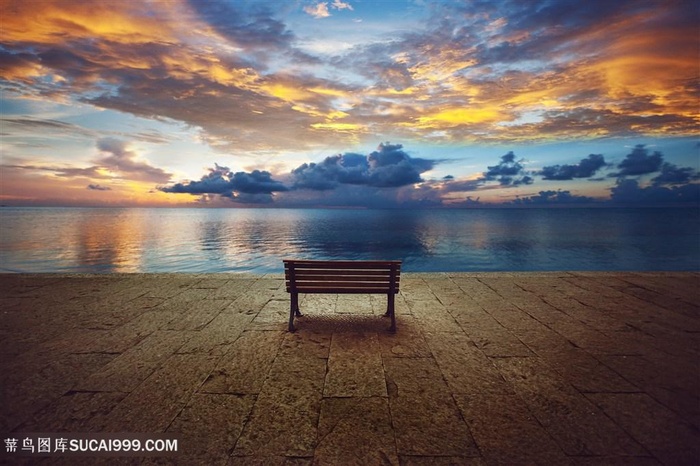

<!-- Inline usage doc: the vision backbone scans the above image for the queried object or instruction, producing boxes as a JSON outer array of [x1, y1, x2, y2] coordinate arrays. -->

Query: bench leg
[[387, 293, 396, 332], [289, 292, 299, 332]]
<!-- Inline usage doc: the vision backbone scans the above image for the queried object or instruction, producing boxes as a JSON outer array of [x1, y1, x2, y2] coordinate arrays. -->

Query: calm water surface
[[0, 207, 698, 273]]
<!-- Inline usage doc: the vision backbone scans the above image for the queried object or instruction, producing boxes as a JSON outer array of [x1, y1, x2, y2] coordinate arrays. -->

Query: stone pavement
[[0, 272, 698, 465]]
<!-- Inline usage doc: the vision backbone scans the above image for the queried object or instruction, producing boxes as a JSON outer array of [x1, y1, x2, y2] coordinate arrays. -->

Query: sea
[[0, 207, 698, 273]]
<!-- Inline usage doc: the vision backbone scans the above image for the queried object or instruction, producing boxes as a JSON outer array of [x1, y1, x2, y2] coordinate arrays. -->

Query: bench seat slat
[[284, 260, 401, 270], [289, 269, 399, 277], [287, 274, 399, 282], [290, 287, 397, 294], [288, 281, 398, 290]]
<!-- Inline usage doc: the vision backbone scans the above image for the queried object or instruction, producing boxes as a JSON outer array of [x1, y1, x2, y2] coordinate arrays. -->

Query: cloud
[[332, 0, 353, 11], [651, 162, 700, 187], [187, 1, 295, 51], [1, 137, 171, 185], [87, 184, 111, 191], [610, 179, 700, 205], [159, 164, 287, 200], [603, 146, 700, 204], [610, 145, 664, 177], [303, 1, 353, 19], [229, 170, 289, 194], [304, 2, 331, 18], [539, 154, 607, 180], [96, 138, 171, 183], [511, 190, 597, 205], [291, 143, 437, 190], [3, 0, 697, 155], [483, 151, 533, 186]]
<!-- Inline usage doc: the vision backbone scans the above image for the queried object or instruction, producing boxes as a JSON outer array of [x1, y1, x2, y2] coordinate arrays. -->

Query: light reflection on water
[[0, 207, 698, 273]]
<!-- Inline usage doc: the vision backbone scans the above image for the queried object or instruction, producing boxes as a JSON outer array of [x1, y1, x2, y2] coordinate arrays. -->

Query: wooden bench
[[283, 259, 402, 332]]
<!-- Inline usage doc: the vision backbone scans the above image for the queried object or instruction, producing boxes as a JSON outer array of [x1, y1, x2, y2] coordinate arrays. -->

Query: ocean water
[[0, 207, 698, 273]]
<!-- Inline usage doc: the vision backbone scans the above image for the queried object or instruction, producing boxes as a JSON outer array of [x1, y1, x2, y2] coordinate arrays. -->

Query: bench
[[283, 259, 402, 332]]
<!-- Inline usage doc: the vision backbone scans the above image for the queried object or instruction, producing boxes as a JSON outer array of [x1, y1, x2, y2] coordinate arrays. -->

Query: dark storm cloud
[[610, 145, 664, 177], [610, 179, 700, 205], [291, 143, 438, 190], [651, 162, 700, 187], [230, 170, 289, 194], [161, 164, 234, 195], [539, 154, 607, 180], [604, 145, 700, 204], [160, 164, 287, 196], [483, 151, 533, 186]]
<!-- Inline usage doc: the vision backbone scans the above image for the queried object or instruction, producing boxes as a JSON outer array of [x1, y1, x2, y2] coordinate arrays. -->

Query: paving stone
[[378, 316, 431, 358], [407, 300, 462, 333], [141, 278, 200, 299], [399, 456, 486, 465], [454, 393, 570, 465], [163, 299, 230, 331], [467, 327, 534, 357], [70, 309, 183, 353], [314, 397, 398, 465], [298, 294, 337, 315], [371, 293, 409, 316], [14, 391, 127, 432], [570, 457, 661, 465], [1, 352, 116, 432], [586, 392, 700, 466], [594, 353, 700, 428], [515, 331, 639, 393], [101, 352, 218, 432], [75, 330, 192, 392], [201, 279, 256, 300], [227, 457, 312, 465], [248, 299, 291, 330], [336, 294, 373, 314], [72, 295, 162, 331], [493, 357, 646, 457], [279, 329, 331, 359], [324, 333, 386, 397], [232, 356, 326, 457], [201, 331, 284, 395], [384, 357, 479, 457], [177, 305, 256, 355], [424, 332, 513, 395], [167, 393, 255, 465], [227, 291, 271, 315]]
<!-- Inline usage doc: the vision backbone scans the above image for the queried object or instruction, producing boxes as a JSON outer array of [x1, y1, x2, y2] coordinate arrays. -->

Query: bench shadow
[[293, 313, 395, 333]]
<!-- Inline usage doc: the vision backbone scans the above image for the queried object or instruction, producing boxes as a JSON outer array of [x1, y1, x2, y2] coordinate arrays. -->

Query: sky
[[0, 0, 698, 208]]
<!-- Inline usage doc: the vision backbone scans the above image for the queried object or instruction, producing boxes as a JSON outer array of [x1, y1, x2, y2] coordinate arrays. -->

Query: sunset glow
[[1, 0, 698, 207]]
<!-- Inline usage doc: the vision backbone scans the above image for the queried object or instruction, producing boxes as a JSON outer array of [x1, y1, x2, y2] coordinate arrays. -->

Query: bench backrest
[[284, 260, 401, 294]]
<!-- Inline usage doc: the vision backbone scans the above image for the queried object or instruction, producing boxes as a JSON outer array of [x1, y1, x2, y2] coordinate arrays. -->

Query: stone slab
[[454, 393, 570, 465], [167, 393, 256, 465], [384, 357, 479, 457], [232, 356, 326, 457], [324, 333, 386, 397], [493, 357, 646, 457], [585, 392, 700, 465], [315, 397, 398, 465], [200, 330, 284, 395]]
